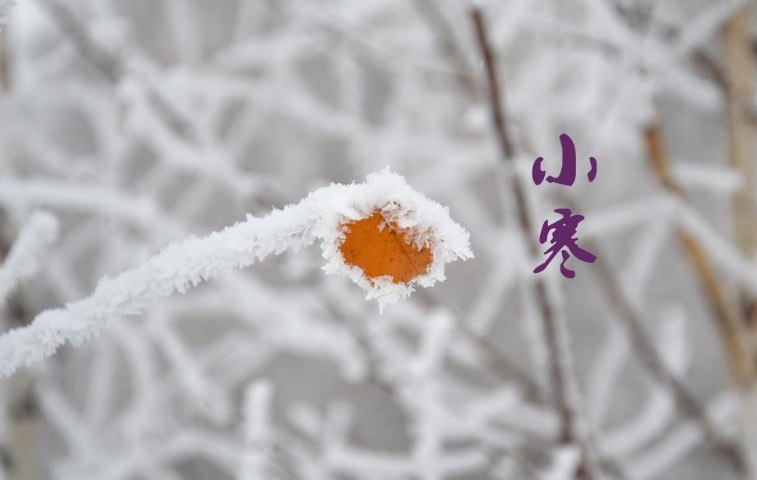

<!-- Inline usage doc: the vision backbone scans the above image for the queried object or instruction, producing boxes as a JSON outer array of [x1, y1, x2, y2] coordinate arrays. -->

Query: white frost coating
[[0, 169, 472, 377], [672, 164, 744, 194], [237, 381, 273, 480], [605, 308, 689, 456], [678, 201, 757, 294], [409, 309, 454, 376], [0, 211, 59, 304], [317, 169, 473, 308], [629, 393, 738, 480], [587, 325, 629, 425], [656, 306, 690, 376]]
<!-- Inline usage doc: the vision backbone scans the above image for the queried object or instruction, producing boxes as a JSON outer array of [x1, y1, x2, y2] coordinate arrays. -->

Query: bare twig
[[470, 11, 516, 160], [722, 5, 757, 343], [414, 2, 733, 475], [645, 126, 756, 391], [470, 8, 595, 479], [412, 3, 730, 475], [720, 9, 757, 475]]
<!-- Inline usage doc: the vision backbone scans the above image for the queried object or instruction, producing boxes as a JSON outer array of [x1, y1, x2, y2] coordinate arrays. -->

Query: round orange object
[[339, 212, 433, 284]]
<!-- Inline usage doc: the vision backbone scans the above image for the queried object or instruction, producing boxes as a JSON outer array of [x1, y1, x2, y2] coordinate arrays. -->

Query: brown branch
[[720, 14, 757, 473], [470, 8, 596, 480], [645, 122, 756, 471], [418, 3, 734, 475], [471, 11, 516, 160], [471, 4, 566, 436], [645, 126, 756, 392], [722, 6, 757, 349], [544, 132, 746, 469]]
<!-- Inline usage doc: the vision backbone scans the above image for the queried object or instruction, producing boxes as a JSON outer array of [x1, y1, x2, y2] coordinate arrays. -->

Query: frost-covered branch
[[0, 170, 471, 377], [0, 211, 59, 305], [0, 1, 751, 478], [237, 381, 275, 480]]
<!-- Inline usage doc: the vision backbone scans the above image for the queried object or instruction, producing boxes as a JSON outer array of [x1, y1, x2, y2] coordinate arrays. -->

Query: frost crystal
[[314, 169, 473, 309]]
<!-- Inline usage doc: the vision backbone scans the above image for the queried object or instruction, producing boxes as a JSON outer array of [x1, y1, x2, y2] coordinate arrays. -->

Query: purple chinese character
[[533, 208, 597, 279], [532, 133, 597, 186]]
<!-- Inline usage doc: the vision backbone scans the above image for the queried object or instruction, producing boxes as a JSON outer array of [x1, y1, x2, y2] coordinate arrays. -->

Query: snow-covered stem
[[470, 8, 594, 479], [2, 1, 751, 477], [0, 171, 472, 378], [237, 381, 274, 480], [0, 212, 59, 306], [0, 206, 309, 378], [415, 288, 545, 401]]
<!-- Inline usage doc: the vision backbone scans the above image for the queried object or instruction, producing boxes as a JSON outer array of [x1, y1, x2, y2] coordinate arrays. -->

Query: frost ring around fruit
[[0, 169, 472, 377], [318, 170, 474, 310]]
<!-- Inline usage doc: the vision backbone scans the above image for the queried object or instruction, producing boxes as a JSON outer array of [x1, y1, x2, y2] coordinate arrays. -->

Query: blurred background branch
[[1, 0, 757, 479]]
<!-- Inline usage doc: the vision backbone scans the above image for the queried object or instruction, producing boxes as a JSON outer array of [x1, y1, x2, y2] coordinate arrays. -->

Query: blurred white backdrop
[[1, 0, 756, 479]]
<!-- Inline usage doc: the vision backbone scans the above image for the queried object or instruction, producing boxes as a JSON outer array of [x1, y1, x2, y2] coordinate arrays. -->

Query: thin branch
[[0, 172, 472, 377], [417, 2, 736, 475], [410, 10, 554, 405], [415, 3, 729, 475], [470, 8, 595, 479], [722, 5, 757, 346], [471, 11, 516, 160], [644, 118, 754, 480], [645, 125, 756, 391]]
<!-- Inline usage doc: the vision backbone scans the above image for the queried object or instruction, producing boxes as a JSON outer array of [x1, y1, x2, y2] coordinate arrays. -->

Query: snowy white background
[[1, 0, 756, 479]]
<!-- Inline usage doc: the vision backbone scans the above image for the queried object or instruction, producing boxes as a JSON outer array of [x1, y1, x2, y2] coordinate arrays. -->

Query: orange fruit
[[339, 211, 433, 284]]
